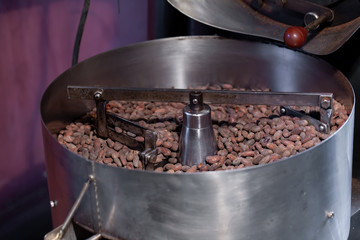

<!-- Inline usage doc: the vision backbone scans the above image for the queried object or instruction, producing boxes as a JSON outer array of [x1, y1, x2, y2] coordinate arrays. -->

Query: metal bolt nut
[[320, 98, 331, 109], [94, 91, 103, 100]]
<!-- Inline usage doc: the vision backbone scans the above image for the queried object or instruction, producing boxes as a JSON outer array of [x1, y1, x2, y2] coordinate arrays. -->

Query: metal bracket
[[280, 94, 332, 133], [93, 90, 158, 166]]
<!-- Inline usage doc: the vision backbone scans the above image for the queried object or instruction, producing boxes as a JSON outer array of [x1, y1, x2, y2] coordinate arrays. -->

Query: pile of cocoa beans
[[57, 84, 349, 173]]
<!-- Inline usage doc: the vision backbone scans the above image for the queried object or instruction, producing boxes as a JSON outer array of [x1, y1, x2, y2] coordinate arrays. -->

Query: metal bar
[[67, 86, 332, 107], [280, 106, 329, 133], [106, 112, 158, 163], [107, 112, 146, 136], [280, 0, 334, 20], [58, 175, 94, 239], [107, 130, 143, 150], [305, 11, 333, 31], [106, 112, 157, 151], [85, 233, 102, 240], [95, 98, 108, 138]]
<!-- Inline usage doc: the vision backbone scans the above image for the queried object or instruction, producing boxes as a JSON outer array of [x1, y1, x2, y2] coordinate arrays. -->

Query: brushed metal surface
[[41, 36, 354, 240], [179, 104, 217, 165], [167, 0, 360, 55]]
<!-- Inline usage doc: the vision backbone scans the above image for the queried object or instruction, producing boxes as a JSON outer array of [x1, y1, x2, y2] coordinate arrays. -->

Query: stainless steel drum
[[41, 36, 354, 240]]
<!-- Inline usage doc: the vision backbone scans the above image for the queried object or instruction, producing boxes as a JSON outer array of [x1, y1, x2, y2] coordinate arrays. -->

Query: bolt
[[94, 91, 103, 100], [192, 99, 198, 105], [280, 107, 286, 115], [321, 97, 331, 109], [50, 200, 58, 208], [326, 211, 335, 219], [89, 174, 95, 181], [319, 124, 326, 133]]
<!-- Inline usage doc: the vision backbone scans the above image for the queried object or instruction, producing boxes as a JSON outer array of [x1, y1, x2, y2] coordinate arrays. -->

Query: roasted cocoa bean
[[241, 151, 255, 157], [204, 156, 217, 165], [154, 167, 163, 172], [242, 158, 253, 167], [302, 140, 315, 149], [58, 85, 349, 173], [186, 165, 197, 173]]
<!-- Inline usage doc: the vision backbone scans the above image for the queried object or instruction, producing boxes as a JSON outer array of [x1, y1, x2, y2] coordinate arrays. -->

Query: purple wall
[[0, 0, 148, 211]]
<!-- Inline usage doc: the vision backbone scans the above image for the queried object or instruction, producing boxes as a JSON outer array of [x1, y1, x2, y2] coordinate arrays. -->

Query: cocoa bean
[[186, 165, 197, 173], [273, 130, 282, 140], [163, 141, 173, 148], [259, 155, 271, 165], [206, 155, 220, 164], [241, 151, 255, 157], [302, 140, 315, 149], [168, 158, 178, 164], [59, 84, 349, 173], [209, 162, 222, 171], [232, 157, 242, 166], [103, 158, 113, 164], [242, 158, 253, 167]]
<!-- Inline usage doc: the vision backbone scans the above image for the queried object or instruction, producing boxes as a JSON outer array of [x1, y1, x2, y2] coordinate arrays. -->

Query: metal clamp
[[280, 94, 332, 133], [94, 90, 158, 165]]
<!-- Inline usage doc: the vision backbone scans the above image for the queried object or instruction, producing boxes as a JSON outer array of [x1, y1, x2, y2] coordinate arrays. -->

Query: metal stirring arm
[[68, 86, 333, 165], [68, 86, 333, 132], [94, 91, 158, 165], [280, 106, 331, 132]]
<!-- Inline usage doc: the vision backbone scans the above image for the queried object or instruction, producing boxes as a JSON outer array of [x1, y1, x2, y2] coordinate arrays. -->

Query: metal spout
[[179, 92, 217, 166]]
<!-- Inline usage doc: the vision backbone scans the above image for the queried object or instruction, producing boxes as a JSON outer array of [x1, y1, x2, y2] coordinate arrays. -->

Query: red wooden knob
[[283, 26, 308, 49]]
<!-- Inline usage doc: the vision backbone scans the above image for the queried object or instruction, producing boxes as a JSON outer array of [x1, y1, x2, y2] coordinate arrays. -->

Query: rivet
[[280, 107, 286, 115], [50, 200, 58, 208], [94, 91, 102, 100], [326, 211, 335, 219]]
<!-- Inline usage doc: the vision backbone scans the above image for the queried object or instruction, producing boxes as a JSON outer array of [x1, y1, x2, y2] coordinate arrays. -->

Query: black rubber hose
[[72, 0, 91, 66]]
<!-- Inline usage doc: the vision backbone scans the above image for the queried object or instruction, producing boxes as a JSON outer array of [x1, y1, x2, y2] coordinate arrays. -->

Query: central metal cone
[[179, 104, 217, 166]]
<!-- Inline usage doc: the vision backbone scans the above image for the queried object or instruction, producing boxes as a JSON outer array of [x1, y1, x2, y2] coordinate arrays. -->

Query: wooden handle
[[283, 26, 308, 49]]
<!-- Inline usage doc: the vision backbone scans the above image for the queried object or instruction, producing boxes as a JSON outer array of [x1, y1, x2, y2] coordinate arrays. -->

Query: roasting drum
[[41, 36, 354, 240]]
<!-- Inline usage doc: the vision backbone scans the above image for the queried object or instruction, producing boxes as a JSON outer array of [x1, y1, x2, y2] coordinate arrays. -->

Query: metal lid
[[167, 0, 360, 55]]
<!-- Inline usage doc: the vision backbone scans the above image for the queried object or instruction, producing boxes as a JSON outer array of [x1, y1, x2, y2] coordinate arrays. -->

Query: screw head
[[319, 124, 326, 132], [280, 107, 286, 115], [326, 211, 335, 219], [321, 98, 331, 109], [94, 91, 103, 100], [89, 174, 95, 181]]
